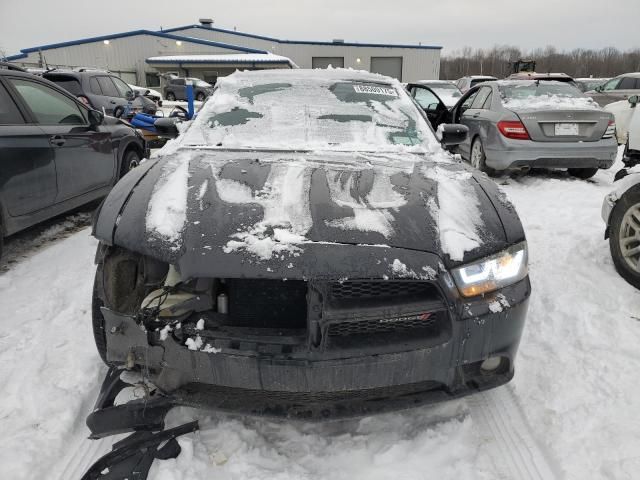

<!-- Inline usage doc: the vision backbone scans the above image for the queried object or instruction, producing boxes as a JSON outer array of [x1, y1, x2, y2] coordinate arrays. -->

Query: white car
[[128, 84, 163, 105], [605, 99, 636, 145], [602, 98, 640, 288]]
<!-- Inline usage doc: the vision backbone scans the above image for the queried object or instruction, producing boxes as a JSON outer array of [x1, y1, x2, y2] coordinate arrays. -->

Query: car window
[[45, 76, 83, 96], [482, 92, 493, 109], [618, 77, 639, 90], [89, 77, 103, 95], [96, 76, 119, 97], [413, 87, 441, 110], [111, 76, 133, 97], [172, 79, 185, 86], [0, 83, 24, 124], [461, 90, 479, 110], [471, 87, 492, 109], [9, 78, 86, 125], [602, 78, 622, 91]]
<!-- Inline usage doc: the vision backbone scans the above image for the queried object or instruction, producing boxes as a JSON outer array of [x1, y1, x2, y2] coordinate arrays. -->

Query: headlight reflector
[[451, 242, 528, 297]]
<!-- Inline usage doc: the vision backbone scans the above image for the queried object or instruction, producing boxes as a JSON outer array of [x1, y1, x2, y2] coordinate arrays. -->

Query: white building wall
[[12, 34, 247, 84], [171, 27, 440, 82]]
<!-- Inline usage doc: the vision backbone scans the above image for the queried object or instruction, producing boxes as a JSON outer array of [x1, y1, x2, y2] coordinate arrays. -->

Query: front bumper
[[101, 278, 530, 419], [485, 136, 618, 171]]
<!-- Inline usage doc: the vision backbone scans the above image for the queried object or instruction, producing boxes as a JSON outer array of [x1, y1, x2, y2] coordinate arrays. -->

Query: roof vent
[[199, 18, 213, 26], [332, 39, 345, 44]]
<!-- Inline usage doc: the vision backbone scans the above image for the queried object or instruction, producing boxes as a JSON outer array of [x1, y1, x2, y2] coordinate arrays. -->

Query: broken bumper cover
[[101, 278, 530, 419]]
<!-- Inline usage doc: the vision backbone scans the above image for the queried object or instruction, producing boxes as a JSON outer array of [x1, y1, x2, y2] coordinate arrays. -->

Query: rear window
[[500, 82, 584, 100], [45, 76, 83, 96]]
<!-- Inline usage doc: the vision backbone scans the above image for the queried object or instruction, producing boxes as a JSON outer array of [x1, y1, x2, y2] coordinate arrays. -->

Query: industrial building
[[4, 19, 442, 87]]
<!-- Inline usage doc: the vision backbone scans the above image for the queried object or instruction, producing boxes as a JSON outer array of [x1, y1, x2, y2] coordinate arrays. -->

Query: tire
[[568, 167, 598, 179], [196, 92, 205, 102], [120, 149, 140, 179], [166, 92, 176, 101], [92, 265, 112, 367], [470, 137, 498, 176], [609, 187, 640, 289]]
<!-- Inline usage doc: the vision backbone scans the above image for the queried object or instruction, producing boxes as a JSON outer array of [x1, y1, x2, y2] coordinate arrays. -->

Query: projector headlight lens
[[451, 242, 528, 297]]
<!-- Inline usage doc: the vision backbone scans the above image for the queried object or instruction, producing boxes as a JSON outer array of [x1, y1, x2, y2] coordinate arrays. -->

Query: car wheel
[[609, 187, 640, 289], [196, 92, 205, 102], [166, 92, 176, 101], [568, 168, 598, 179], [120, 149, 140, 179], [91, 266, 113, 367], [470, 137, 497, 176]]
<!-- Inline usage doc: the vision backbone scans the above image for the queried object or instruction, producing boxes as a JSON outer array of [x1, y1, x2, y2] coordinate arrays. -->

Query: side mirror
[[437, 123, 468, 146], [155, 117, 180, 138], [126, 90, 136, 101], [595, 86, 603, 93], [629, 95, 639, 107], [426, 102, 440, 113], [88, 109, 104, 127]]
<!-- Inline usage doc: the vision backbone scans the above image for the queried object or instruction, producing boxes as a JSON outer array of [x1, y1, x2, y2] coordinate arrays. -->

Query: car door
[[464, 86, 492, 139], [0, 79, 57, 218], [593, 77, 625, 107], [454, 89, 480, 158], [173, 79, 186, 100], [96, 75, 127, 115], [408, 84, 449, 130], [7, 77, 117, 203]]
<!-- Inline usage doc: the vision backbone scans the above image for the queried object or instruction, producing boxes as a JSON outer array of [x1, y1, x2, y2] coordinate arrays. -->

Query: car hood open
[[94, 149, 525, 278]]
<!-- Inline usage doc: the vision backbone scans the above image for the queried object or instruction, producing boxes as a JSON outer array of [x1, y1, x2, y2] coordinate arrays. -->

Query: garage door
[[312, 57, 345, 69], [370, 57, 403, 81]]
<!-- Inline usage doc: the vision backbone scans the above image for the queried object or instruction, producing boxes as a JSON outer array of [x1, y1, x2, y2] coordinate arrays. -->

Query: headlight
[[451, 242, 528, 297]]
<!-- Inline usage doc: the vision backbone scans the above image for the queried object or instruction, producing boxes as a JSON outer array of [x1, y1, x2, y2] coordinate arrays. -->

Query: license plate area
[[554, 123, 579, 136]]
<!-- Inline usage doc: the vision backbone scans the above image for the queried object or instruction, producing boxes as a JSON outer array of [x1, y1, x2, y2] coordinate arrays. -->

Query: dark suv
[[164, 76, 214, 102], [0, 67, 148, 258], [43, 70, 157, 117]]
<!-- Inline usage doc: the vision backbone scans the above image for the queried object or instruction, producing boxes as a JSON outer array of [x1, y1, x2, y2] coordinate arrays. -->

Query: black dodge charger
[[91, 69, 530, 419]]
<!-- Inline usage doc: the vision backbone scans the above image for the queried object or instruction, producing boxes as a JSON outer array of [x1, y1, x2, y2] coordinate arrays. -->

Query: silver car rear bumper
[[485, 137, 618, 171]]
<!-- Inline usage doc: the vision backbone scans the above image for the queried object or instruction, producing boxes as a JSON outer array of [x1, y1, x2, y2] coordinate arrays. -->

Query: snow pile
[[390, 259, 437, 280], [503, 94, 599, 111], [422, 166, 483, 261], [325, 170, 407, 237], [220, 163, 313, 260], [145, 154, 190, 245], [181, 69, 437, 152]]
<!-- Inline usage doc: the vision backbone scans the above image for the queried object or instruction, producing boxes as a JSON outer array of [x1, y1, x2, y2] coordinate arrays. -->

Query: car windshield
[[183, 72, 436, 151]]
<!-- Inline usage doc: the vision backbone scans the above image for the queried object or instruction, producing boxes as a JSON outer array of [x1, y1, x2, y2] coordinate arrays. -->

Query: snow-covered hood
[[94, 149, 525, 277]]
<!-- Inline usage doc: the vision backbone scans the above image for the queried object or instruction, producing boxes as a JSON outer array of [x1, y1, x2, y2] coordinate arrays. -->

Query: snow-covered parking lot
[[1, 148, 640, 480]]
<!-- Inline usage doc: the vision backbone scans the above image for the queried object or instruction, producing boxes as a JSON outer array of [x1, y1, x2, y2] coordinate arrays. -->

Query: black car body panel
[[94, 150, 523, 272]]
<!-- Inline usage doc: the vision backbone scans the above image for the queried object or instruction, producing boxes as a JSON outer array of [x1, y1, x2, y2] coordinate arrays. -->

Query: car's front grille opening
[[328, 312, 438, 337], [227, 279, 307, 329], [327, 280, 441, 308]]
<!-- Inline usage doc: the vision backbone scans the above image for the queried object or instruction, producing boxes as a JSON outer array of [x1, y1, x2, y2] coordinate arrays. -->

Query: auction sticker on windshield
[[353, 85, 398, 96]]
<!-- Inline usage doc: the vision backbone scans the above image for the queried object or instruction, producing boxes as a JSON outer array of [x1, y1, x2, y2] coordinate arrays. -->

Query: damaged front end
[[91, 241, 529, 421]]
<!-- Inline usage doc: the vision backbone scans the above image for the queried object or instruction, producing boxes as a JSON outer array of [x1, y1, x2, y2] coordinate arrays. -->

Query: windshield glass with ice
[[499, 81, 599, 110], [182, 72, 436, 151]]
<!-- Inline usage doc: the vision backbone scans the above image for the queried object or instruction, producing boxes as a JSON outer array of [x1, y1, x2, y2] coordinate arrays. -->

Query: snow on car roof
[[497, 80, 600, 111]]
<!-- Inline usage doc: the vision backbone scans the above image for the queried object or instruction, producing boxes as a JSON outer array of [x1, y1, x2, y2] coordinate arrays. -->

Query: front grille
[[227, 279, 307, 329], [330, 280, 434, 300], [328, 312, 437, 337]]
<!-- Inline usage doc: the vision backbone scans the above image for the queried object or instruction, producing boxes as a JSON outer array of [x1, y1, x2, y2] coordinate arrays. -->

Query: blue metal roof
[[162, 25, 443, 50], [5, 30, 268, 61]]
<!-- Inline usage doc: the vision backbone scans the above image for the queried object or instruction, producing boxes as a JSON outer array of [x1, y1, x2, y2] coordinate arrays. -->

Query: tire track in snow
[[468, 386, 562, 480], [54, 435, 111, 480]]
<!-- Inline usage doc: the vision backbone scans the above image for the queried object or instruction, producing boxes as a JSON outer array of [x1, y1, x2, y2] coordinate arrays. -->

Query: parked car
[[407, 80, 618, 179], [586, 73, 640, 107], [91, 69, 530, 420], [128, 84, 163, 106], [163, 76, 214, 102], [42, 70, 157, 117], [575, 78, 609, 93], [0, 68, 148, 258], [456, 75, 497, 93], [602, 108, 640, 288], [605, 98, 636, 145], [412, 80, 462, 107]]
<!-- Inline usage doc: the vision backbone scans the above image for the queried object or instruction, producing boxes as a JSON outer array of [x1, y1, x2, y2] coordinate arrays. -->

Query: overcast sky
[[1, 0, 638, 57]]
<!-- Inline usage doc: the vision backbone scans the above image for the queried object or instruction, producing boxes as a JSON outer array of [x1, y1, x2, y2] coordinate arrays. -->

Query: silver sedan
[[408, 80, 618, 179]]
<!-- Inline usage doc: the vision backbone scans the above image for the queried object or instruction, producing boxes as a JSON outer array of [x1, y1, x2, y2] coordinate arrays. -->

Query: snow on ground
[[1, 148, 640, 479]]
